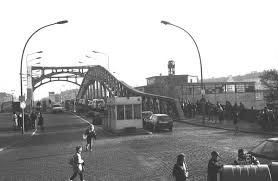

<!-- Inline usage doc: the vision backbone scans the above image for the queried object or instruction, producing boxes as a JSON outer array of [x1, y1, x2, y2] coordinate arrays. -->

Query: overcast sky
[[1, 0, 278, 100]]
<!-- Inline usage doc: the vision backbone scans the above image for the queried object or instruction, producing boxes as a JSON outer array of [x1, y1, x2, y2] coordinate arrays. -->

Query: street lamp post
[[161, 20, 206, 121], [92, 50, 109, 70], [19, 20, 68, 134]]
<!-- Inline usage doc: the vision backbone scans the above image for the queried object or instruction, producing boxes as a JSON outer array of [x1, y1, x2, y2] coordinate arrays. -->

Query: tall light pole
[[161, 20, 206, 121], [19, 20, 68, 134], [92, 50, 110, 70], [20, 20, 68, 101]]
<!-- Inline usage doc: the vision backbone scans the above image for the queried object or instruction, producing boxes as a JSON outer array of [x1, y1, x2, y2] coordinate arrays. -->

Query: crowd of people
[[11, 111, 44, 132], [172, 148, 260, 181], [180, 99, 278, 130], [181, 100, 245, 122]]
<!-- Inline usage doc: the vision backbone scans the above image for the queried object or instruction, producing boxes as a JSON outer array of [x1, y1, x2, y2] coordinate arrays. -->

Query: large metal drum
[[269, 162, 278, 181], [220, 165, 272, 181]]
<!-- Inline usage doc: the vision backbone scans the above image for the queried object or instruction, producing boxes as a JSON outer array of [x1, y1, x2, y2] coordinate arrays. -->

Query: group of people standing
[[172, 148, 259, 181], [257, 106, 278, 130], [181, 100, 245, 123], [68, 123, 96, 181], [12, 111, 44, 131]]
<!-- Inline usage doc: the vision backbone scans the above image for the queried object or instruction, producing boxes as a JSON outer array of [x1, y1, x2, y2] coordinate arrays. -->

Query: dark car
[[145, 114, 173, 132], [142, 111, 153, 127], [249, 137, 278, 164]]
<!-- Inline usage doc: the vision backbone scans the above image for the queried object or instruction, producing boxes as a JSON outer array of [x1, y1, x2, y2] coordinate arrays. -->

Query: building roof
[[146, 74, 191, 80]]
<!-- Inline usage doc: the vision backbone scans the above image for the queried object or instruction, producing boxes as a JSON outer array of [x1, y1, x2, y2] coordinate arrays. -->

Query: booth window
[[125, 104, 132, 119], [133, 104, 141, 119], [117, 105, 124, 120]]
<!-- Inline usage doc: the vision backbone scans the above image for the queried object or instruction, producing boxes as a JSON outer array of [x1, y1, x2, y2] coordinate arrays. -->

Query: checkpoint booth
[[104, 96, 142, 133]]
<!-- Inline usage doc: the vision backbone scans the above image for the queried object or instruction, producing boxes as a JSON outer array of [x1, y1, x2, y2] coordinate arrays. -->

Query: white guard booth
[[104, 96, 142, 133]]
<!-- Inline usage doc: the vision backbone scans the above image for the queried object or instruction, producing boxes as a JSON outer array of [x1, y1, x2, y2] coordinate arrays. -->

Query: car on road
[[142, 111, 153, 127], [145, 114, 173, 132], [52, 104, 63, 113], [249, 137, 278, 164]]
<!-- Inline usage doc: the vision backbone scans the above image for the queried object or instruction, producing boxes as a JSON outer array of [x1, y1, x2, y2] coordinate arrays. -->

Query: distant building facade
[[135, 61, 266, 109], [136, 75, 266, 109]]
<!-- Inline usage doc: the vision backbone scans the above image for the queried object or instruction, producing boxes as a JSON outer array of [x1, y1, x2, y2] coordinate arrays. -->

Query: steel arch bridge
[[31, 65, 89, 90], [30, 65, 184, 120]]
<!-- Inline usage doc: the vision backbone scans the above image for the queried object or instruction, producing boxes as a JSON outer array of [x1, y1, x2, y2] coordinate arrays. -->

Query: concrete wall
[[115, 119, 143, 130]]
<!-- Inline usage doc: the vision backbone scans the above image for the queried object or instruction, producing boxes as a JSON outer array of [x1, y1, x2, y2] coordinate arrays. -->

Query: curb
[[177, 120, 278, 136], [92, 125, 152, 137]]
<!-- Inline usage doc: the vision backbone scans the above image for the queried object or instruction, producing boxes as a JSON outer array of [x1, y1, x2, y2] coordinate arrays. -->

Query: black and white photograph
[[0, 0, 278, 180]]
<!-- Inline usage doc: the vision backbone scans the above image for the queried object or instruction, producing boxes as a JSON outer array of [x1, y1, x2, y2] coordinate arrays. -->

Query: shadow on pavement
[[15, 151, 73, 162]]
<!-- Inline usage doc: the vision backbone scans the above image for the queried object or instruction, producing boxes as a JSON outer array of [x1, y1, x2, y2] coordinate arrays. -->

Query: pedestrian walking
[[172, 153, 188, 181], [68, 145, 85, 181], [37, 112, 44, 131], [218, 105, 224, 124], [83, 124, 96, 151], [207, 151, 223, 181], [12, 112, 18, 130], [233, 112, 239, 135], [30, 111, 37, 129], [18, 113, 23, 130]]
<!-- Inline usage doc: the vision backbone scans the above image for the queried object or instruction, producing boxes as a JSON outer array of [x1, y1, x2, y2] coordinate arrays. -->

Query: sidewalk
[[178, 115, 278, 136]]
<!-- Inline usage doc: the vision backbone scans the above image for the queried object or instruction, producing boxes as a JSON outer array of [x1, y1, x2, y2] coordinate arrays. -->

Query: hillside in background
[[204, 71, 263, 82]]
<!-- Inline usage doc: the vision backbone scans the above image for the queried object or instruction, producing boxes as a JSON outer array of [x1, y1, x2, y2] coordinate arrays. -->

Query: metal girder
[[31, 66, 89, 90], [76, 65, 184, 120]]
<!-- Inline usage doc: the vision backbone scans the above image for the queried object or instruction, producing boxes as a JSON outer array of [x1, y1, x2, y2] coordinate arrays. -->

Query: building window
[[117, 105, 124, 120], [134, 104, 141, 119], [245, 83, 255, 92], [125, 104, 132, 119], [236, 84, 245, 93]]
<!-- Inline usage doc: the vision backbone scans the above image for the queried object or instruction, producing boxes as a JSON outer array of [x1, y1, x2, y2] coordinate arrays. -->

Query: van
[[88, 99, 105, 110]]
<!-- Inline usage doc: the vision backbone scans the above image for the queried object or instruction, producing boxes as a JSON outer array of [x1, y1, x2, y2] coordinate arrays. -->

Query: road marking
[[0, 147, 6, 152], [71, 113, 91, 124], [32, 128, 37, 136]]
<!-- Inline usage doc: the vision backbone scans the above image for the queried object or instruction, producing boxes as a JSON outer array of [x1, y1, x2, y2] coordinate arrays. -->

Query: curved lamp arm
[[161, 20, 203, 90], [20, 20, 68, 97]]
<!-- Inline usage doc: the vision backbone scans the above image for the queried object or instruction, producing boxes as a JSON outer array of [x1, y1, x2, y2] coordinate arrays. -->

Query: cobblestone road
[[0, 112, 270, 181]]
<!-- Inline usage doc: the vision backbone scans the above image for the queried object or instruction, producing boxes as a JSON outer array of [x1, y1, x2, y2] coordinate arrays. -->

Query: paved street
[[0, 112, 271, 181]]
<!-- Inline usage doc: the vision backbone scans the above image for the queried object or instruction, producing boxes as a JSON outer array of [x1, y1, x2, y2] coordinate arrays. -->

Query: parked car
[[249, 137, 278, 164], [142, 111, 153, 127], [145, 114, 173, 132], [52, 104, 63, 113]]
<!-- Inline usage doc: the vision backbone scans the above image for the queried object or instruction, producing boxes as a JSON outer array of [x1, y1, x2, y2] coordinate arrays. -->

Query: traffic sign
[[20, 101, 26, 109], [19, 96, 25, 102]]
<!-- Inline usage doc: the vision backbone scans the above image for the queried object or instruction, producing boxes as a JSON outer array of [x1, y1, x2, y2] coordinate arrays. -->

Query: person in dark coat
[[234, 148, 260, 165], [37, 112, 44, 131], [84, 124, 96, 151], [24, 113, 30, 132], [30, 111, 37, 129], [172, 153, 188, 181], [18, 113, 23, 130], [207, 151, 223, 181]]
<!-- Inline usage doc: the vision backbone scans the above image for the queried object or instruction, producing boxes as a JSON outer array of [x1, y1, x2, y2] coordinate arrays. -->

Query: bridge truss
[[30, 65, 184, 120]]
